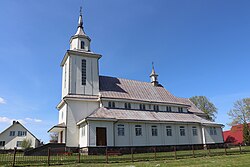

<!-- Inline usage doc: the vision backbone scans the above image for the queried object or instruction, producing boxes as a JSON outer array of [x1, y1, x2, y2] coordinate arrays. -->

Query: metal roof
[[99, 76, 186, 105], [86, 107, 222, 126]]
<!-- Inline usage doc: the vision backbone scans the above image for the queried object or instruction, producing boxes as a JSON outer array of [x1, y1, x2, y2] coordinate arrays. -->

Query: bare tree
[[228, 98, 250, 145], [189, 96, 217, 121]]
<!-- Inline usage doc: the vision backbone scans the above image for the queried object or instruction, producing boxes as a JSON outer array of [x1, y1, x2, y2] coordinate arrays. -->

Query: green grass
[[1, 146, 250, 166]]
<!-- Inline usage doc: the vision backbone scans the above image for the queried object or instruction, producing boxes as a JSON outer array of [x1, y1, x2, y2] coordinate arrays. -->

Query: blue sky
[[0, 0, 249, 143]]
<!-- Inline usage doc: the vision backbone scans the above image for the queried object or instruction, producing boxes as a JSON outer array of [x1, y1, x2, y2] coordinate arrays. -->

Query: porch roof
[[48, 123, 66, 133]]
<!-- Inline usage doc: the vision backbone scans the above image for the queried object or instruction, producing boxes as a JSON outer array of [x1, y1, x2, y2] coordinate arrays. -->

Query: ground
[[56, 154, 250, 167]]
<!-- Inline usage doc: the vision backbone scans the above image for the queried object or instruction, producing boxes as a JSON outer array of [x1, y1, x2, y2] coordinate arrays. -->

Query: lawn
[[56, 154, 250, 167]]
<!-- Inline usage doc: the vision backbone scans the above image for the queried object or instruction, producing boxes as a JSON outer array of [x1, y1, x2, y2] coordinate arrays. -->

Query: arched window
[[81, 41, 85, 49]]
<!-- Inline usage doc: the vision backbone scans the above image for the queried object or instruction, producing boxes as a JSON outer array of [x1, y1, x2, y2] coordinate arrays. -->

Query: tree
[[50, 133, 58, 143], [228, 98, 250, 145], [21, 139, 32, 150], [189, 96, 217, 121]]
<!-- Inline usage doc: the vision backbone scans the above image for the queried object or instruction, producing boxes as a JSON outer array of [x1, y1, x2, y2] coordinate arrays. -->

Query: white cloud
[[25, 117, 42, 123], [0, 97, 6, 104]]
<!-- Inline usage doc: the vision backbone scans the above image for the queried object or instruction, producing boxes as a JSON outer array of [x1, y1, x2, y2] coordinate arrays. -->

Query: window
[[213, 127, 217, 135], [125, 103, 131, 109], [178, 107, 183, 112], [16, 141, 22, 147], [135, 125, 142, 136], [139, 104, 145, 110], [81, 59, 86, 85], [81, 41, 85, 49], [108, 101, 112, 108], [0, 141, 5, 146], [18, 131, 27, 136], [9, 131, 15, 136], [166, 126, 172, 136], [152, 126, 158, 136], [192, 127, 198, 136], [210, 127, 214, 135], [180, 126, 185, 136], [118, 124, 125, 136], [149, 105, 151, 110], [61, 111, 64, 120], [166, 106, 172, 112], [64, 63, 67, 88], [154, 105, 159, 111], [112, 102, 115, 108]]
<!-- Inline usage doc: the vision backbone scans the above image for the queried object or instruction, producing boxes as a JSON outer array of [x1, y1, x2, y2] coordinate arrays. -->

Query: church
[[48, 9, 224, 153]]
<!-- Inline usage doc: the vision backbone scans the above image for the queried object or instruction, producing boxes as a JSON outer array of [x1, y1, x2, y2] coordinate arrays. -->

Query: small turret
[[150, 62, 159, 86]]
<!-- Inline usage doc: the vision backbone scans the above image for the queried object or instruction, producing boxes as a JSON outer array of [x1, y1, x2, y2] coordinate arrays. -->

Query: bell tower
[[61, 7, 101, 98]]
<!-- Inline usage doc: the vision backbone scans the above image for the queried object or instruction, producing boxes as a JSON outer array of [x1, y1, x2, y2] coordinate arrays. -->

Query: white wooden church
[[49, 9, 224, 151]]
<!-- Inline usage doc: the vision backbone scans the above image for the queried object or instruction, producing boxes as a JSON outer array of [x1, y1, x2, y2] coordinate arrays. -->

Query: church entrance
[[96, 127, 107, 146]]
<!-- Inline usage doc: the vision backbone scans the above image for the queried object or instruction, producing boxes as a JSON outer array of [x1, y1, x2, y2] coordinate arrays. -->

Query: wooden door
[[96, 127, 107, 146], [60, 131, 63, 143]]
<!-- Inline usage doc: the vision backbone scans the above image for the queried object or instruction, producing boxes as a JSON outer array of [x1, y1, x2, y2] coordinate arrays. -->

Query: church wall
[[62, 57, 70, 98], [69, 55, 99, 96], [114, 123, 130, 146], [66, 100, 99, 147], [58, 103, 67, 124], [79, 123, 88, 147], [204, 126, 224, 144], [88, 121, 114, 146]]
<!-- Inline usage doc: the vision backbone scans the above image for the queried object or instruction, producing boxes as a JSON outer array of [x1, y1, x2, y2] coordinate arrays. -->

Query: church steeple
[[70, 7, 91, 52], [150, 62, 159, 86]]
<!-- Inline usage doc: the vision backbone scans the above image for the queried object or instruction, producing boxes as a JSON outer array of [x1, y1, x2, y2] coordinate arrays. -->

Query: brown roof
[[86, 107, 221, 125], [99, 76, 186, 105]]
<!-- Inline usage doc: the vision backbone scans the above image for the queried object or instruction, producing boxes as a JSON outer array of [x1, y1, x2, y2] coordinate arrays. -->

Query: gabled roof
[[99, 76, 187, 105], [86, 107, 222, 126], [0, 121, 39, 140]]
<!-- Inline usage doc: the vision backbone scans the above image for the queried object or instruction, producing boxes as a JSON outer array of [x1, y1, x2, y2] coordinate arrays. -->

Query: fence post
[[174, 146, 177, 160], [224, 144, 227, 155], [47, 147, 51, 166], [131, 148, 134, 162], [78, 147, 81, 163], [154, 147, 156, 161], [105, 147, 108, 163], [239, 145, 242, 154], [12, 147, 17, 167], [192, 145, 195, 158]]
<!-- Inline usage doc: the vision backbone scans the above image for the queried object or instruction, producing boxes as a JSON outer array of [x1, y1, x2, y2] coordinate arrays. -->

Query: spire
[[75, 6, 85, 35], [150, 62, 159, 86]]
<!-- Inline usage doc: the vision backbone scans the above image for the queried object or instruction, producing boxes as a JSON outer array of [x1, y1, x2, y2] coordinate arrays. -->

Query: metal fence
[[0, 144, 249, 166]]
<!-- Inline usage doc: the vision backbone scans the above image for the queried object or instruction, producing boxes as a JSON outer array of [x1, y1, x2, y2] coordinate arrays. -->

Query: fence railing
[[0, 144, 249, 166]]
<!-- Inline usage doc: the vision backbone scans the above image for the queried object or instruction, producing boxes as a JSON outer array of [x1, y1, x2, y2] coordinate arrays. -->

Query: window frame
[[81, 41, 85, 49], [0, 141, 5, 146], [16, 141, 22, 147], [180, 126, 186, 136], [135, 125, 142, 136], [117, 124, 125, 136], [81, 59, 86, 85], [166, 126, 172, 136], [9, 131, 15, 136], [151, 126, 158, 136], [192, 126, 198, 136]]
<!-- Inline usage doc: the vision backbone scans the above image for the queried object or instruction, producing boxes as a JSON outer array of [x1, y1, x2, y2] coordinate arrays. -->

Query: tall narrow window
[[81, 41, 85, 49], [108, 102, 112, 108], [125, 103, 131, 109], [154, 105, 159, 111], [213, 127, 217, 135], [192, 126, 198, 136], [112, 102, 115, 108], [81, 59, 86, 85], [180, 126, 185, 136], [81, 126, 85, 136], [118, 124, 125, 136], [64, 63, 67, 88], [152, 126, 158, 136], [166, 126, 172, 136], [135, 125, 142, 136], [209, 127, 214, 135]]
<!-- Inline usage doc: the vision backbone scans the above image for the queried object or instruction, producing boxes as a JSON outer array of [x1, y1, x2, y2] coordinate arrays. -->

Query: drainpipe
[[201, 125, 206, 148]]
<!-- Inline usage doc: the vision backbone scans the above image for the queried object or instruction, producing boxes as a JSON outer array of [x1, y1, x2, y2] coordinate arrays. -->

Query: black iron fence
[[0, 144, 249, 166]]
